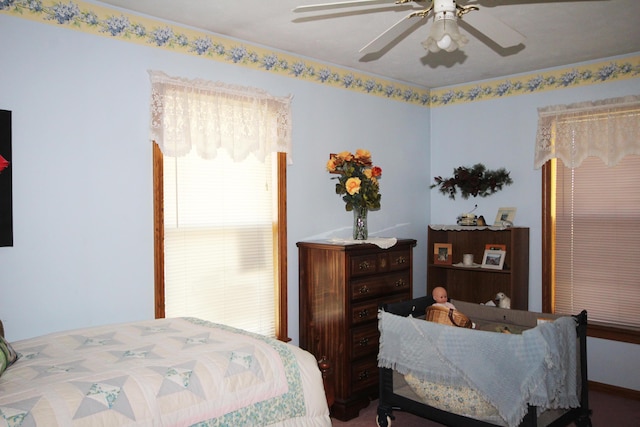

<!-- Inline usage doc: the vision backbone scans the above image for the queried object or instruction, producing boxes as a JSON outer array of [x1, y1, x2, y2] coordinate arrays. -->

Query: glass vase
[[352, 206, 368, 240]]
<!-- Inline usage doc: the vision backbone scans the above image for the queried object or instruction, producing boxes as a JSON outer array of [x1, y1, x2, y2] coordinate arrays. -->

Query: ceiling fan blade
[[293, 0, 395, 13], [359, 13, 424, 54], [461, 9, 525, 48], [475, 0, 604, 4]]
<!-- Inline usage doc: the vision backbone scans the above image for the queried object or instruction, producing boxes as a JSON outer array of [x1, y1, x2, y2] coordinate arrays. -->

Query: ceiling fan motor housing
[[433, 0, 457, 17]]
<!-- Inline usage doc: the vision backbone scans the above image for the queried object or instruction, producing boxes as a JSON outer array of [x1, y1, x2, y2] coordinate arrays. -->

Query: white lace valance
[[534, 95, 640, 169], [149, 70, 293, 163]]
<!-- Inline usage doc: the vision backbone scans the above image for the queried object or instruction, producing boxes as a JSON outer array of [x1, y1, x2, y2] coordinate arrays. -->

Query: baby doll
[[432, 286, 456, 309]]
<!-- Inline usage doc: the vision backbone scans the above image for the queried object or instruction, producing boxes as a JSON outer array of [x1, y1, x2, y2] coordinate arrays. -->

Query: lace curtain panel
[[534, 95, 640, 169], [149, 70, 293, 163]]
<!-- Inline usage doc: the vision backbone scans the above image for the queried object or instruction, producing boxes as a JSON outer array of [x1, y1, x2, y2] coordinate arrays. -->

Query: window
[[537, 95, 640, 344], [149, 71, 292, 340]]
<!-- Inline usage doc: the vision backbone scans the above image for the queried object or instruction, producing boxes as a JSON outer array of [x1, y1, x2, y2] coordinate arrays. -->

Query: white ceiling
[[94, 0, 640, 89]]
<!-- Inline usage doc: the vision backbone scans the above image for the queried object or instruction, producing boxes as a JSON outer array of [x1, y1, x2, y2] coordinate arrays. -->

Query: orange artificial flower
[[345, 177, 361, 195]]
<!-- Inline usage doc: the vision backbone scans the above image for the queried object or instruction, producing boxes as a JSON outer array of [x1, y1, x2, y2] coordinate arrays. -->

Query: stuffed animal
[[495, 292, 511, 309]]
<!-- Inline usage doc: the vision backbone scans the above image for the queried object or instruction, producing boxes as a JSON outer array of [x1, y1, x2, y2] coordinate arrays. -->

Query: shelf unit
[[427, 226, 529, 310]]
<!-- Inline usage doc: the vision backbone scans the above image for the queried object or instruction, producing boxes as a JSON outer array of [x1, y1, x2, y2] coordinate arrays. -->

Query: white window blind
[[163, 149, 277, 336], [554, 156, 640, 328]]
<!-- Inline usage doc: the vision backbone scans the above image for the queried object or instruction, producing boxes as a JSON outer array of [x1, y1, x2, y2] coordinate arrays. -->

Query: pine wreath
[[431, 163, 513, 200]]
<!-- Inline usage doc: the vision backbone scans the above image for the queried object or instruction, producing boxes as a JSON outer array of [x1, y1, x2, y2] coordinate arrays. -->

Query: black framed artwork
[[0, 109, 13, 247]]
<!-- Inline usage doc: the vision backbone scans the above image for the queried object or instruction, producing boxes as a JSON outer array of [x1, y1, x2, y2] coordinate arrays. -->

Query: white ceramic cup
[[463, 253, 474, 266]]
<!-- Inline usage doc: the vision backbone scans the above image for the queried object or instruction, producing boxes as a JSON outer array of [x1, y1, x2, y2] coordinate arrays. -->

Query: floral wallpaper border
[[430, 55, 640, 107], [2, 0, 639, 108]]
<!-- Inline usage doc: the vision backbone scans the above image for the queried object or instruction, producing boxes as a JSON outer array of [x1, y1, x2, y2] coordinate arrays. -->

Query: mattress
[[0, 317, 331, 426]]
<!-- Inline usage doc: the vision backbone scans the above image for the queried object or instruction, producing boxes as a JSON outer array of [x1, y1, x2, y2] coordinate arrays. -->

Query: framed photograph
[[485, 243, 506, 251], [0, 109, 12, 247], [494, 207, 517, 226], [481, 249, 506, 270], [434, 243, 452, 265]]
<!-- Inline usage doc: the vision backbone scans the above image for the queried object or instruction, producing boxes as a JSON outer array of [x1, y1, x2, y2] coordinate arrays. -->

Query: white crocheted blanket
[[378, 311, 579, 427]]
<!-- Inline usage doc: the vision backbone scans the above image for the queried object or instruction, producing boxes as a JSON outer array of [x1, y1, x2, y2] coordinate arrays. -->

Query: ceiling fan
[[293, 0, 527, 54]]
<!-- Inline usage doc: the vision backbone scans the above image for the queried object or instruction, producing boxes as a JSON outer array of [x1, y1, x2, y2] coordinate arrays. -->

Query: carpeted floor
[[331, 389, 640, 426]]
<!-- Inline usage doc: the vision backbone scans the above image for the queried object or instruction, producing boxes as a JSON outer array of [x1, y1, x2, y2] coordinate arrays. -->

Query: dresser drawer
[[349, 253, 389, 276], [350, 357, 378, 393], [350, 294, 407, 326], [350, 324, 379, 359], [349, 272, 411, 302], [389, 249, 411, 271]]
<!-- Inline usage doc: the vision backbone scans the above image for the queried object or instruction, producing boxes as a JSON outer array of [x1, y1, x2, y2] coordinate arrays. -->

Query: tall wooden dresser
[[297, 239, 416, 421]]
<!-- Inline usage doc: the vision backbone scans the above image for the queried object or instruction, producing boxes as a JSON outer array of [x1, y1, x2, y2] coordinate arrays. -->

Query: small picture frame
[[481, 249, 506, 270], [485, 243, 506, 251], [434, 243, 453, 265], [494, 207, 517, 226]]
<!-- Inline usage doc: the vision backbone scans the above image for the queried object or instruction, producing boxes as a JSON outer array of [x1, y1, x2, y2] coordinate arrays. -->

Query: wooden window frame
[[541, 161, 640, 345], [153, 144, 289, 341]]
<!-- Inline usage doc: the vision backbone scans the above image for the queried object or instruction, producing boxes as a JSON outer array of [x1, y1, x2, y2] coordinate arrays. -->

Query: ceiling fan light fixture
[[422, 5, 468, 53]]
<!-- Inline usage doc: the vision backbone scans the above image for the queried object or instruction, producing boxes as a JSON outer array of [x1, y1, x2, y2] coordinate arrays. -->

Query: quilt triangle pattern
[[31, 359, 89, 378], [0, 397, 43, 427], [15, 344, 48, 361], [109, 345, 161, 362], [72, 376, 135, 420], [134, 323, 181, 336], [151, 360, 206, 399], [224, 345, 263, 380], [170, 332, 219, 349], [71, 332, 121, 349]]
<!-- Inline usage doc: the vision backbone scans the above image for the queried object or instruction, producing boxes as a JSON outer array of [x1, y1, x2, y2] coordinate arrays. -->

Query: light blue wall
[[0, 15, 430, 344], [1, 11, 639, 392], [430, 73, 640, 391]]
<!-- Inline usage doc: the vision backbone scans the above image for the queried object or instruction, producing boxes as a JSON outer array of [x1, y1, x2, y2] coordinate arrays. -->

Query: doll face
[[433, 287, 448, 303]]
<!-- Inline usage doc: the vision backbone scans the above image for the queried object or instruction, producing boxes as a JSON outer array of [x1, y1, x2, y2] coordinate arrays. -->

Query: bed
[[376, 297, 592, 427], [0, 317, 332, 426]]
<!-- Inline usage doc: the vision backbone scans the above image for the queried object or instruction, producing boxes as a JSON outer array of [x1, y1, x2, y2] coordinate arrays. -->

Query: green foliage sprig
[[431, 163, 513, 200]]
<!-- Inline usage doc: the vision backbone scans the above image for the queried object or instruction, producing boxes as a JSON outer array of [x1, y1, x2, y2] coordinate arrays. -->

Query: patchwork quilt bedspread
[[0, 318, 331, 427]]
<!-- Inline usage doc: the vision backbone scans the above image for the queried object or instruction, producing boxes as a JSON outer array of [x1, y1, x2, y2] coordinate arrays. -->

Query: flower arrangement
[[431, 163, 513, 200], [0, 155, 8, 174], [327, 149, 382, 211]]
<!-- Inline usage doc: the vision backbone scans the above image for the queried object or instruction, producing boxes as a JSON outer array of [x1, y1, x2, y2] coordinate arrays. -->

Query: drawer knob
[[358, 370, 369, 380], [358, 309, 369, 318], [359, 337, 369, 347], [396, 256, 407, 264], [359, 285, 370, 294], [395, 279, 406, 287], [358, 261, 371, 270]]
